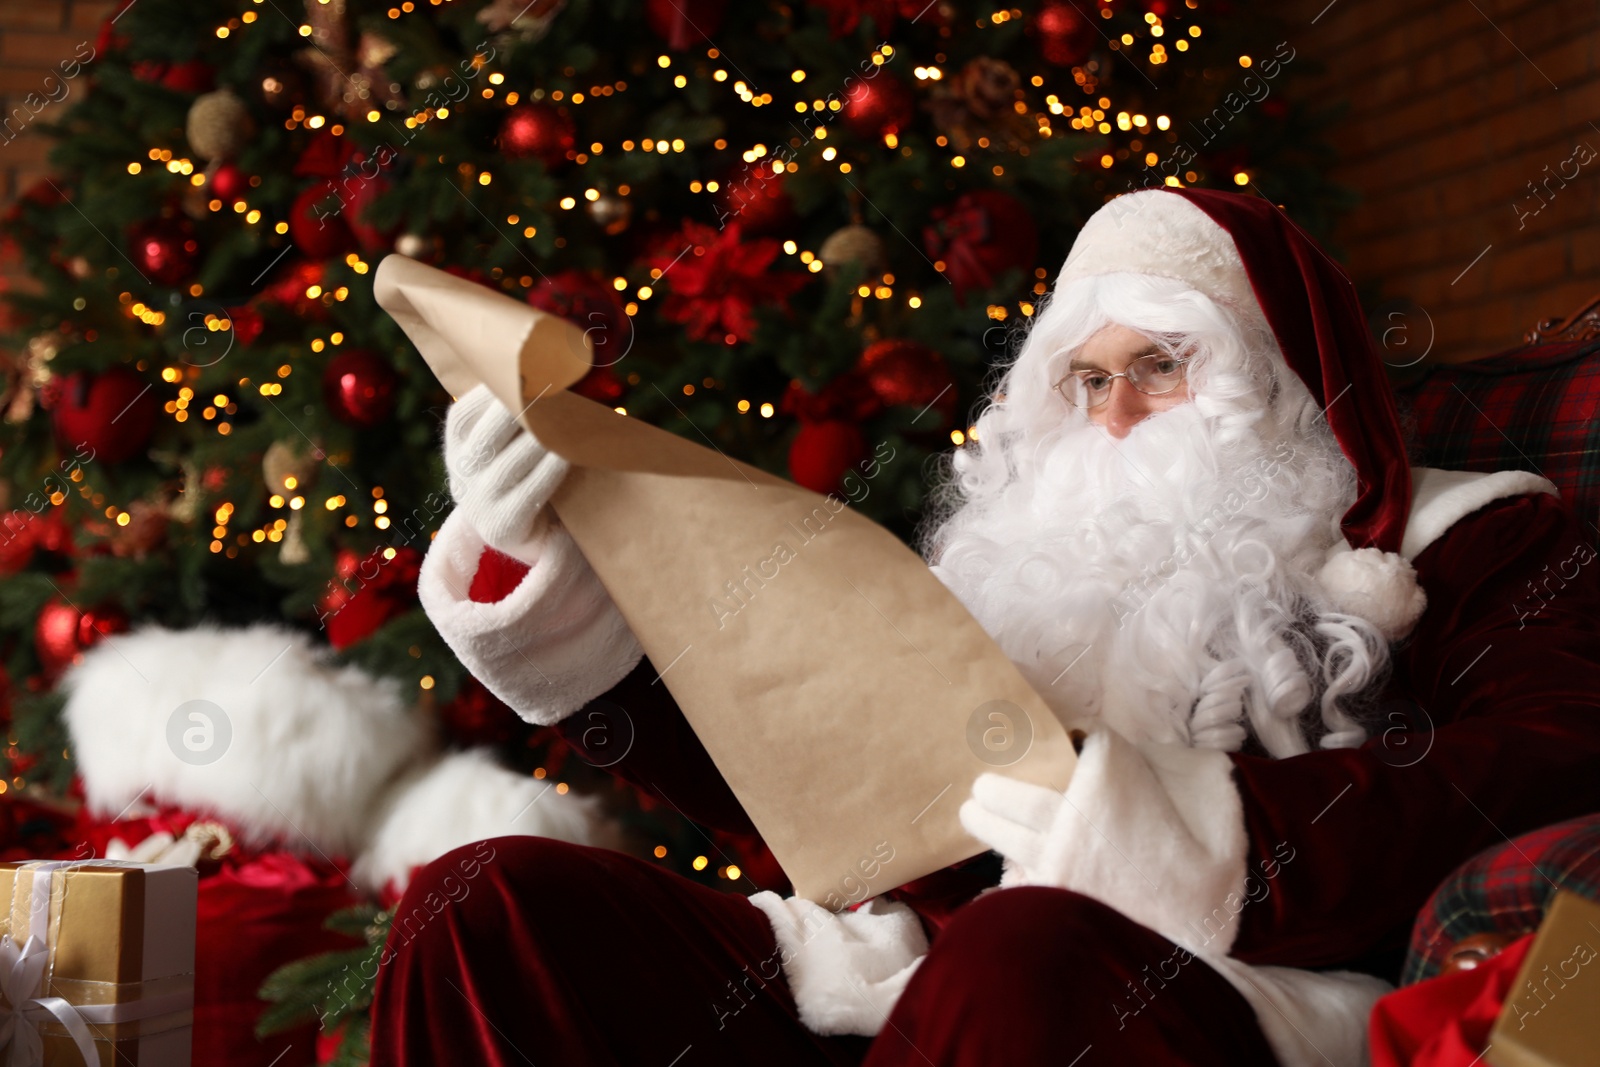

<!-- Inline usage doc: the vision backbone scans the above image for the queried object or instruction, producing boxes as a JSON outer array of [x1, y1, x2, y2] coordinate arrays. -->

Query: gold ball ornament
[[819, 225, 888, 276], [586, 192, 632, 235], [395, 233, 434, 258], [262, 438, 323, 496], [186, 88, 256, 162]]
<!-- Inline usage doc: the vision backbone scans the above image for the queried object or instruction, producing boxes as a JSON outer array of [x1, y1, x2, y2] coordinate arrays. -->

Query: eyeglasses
[[1052, 353, 1190, 410]]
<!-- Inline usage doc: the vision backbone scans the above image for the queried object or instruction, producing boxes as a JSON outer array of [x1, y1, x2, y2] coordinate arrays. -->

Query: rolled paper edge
[[372, 253, 593, 411]]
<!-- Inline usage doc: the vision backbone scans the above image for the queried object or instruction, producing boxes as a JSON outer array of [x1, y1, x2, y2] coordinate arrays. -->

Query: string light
[[104, 0, 1246, 585]]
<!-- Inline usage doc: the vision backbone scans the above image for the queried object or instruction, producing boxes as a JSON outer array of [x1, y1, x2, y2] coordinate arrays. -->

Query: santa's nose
[[1098, 378, 1159, 439]]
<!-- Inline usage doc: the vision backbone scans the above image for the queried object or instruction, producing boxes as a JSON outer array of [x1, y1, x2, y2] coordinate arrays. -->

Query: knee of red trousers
[[379, 835, 595, 955], [869, 886, 1274, 1066], [914, 886, 1154, 1001]]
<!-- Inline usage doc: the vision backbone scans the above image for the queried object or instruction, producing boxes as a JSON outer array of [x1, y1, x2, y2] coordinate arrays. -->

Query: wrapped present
[[1486, 890, 1600, 1067], [0, 860, 197, 1066]]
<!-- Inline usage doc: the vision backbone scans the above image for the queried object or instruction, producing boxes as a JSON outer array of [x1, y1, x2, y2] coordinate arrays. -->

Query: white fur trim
[[746, 891, 928, 1037], [419, 507, 644, 726], [1315, 465, 1558, 640], [1401, 466, 1559, 561], [1316, 546, 1428, 641], [961, 728, 1250, 956], [350, 748, 618, 894], [1201, 957, 1390, 1067], [61, 622, 428, 856], [1059, 190, 1266, 327]]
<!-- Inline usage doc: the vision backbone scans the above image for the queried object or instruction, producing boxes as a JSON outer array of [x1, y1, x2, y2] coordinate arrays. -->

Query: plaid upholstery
[[1394, 340, 1600, 986], [1395, 337, 1600, 531], [1402, 814, 1600, 985]]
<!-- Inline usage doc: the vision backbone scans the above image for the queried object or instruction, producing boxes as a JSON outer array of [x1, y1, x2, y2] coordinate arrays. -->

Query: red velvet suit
[[370, 488, 1600, 1065]]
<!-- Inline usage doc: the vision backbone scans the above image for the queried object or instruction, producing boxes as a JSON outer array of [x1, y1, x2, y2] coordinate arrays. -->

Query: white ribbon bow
[[0, 931, 99, 1067]]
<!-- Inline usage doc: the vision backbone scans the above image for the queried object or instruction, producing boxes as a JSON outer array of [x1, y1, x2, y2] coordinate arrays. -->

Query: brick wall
[[1287, 0, 1600, 363], [0, 0, 114, 299]]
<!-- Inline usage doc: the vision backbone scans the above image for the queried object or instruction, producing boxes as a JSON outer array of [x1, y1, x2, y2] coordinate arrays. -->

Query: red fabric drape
[[1369, 935, 1534, 1067]]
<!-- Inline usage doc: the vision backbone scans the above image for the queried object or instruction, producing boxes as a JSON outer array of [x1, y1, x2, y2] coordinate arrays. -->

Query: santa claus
[[369, 188, 1600, 1066]]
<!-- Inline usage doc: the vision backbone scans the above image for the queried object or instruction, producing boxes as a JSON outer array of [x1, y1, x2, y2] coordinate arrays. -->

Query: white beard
[[927, 401, 1386, 757]]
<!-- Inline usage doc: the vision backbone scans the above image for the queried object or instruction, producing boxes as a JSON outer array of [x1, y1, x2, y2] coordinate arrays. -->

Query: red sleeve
[[1231, 491, 1600, 967], [556, 656, 759, 836], [465, 545, 758, 836]]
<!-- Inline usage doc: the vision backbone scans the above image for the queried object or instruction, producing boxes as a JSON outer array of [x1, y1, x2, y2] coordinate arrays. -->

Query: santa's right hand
[[443, 383, 571, 564]]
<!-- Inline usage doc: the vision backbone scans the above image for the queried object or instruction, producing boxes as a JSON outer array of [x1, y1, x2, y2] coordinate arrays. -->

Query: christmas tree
[[0, 0, 1346, 1058]]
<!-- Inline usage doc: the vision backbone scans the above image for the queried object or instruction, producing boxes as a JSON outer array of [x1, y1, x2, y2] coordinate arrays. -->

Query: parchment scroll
[[373, 254, 1076, 907]]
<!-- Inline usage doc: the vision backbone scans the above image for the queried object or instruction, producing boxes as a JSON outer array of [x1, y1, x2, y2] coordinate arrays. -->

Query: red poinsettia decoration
[[647, 222, 807, 344]]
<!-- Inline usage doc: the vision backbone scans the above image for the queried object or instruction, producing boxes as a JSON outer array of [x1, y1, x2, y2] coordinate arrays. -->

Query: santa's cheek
[[1154, 388, 1193, 410]]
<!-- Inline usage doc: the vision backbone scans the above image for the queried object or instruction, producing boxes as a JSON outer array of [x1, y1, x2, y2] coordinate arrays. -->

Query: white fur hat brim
[[1058, 190, 1267, 329]]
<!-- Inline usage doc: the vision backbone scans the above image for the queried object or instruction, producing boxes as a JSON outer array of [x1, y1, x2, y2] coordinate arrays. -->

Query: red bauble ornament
[[289, 181, 355, 260], [323, 350, 398, 427], [35, 600, 127, 675], [779, 373, 882, 424], [1, 513, 41, 575], [293, 127, 358, 181], [127, 216, 199, 286], [498, 103, 576, 169], [527, 270, 632, 368], [716, 169, 793, 235], [1035, 1, 1097, 67], [923, 189, 1039, 303], [341, 172, 399, 253], [80, 604, 128, 645], [316, 547, 362, 622], [207, 161, 250, 204], [645, 0, 729, 50], [37, 605, 76, 668], [319, 546, 422, 649], [50, 367, 158, 464], [858, 339, 957, 427], [0, 514, 38, 576], [789, 421, 868, 496], [841, 73, 916, 138]]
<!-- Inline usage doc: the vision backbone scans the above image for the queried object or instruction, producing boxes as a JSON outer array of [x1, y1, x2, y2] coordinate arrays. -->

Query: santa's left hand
[[957, 727, 1252, 957], [957, 772, 1070, 887]]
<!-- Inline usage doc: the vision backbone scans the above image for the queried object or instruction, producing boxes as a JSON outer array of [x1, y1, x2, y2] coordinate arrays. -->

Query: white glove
[[958, 728, 1250, 956], [443, 383, 570, 564], [746, 891, 928, 1038]]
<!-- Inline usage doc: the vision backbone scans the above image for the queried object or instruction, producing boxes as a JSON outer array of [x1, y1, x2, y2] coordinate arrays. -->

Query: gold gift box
[[1486, 890, 1600, 1067], [0, 860, 197, 1066]]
